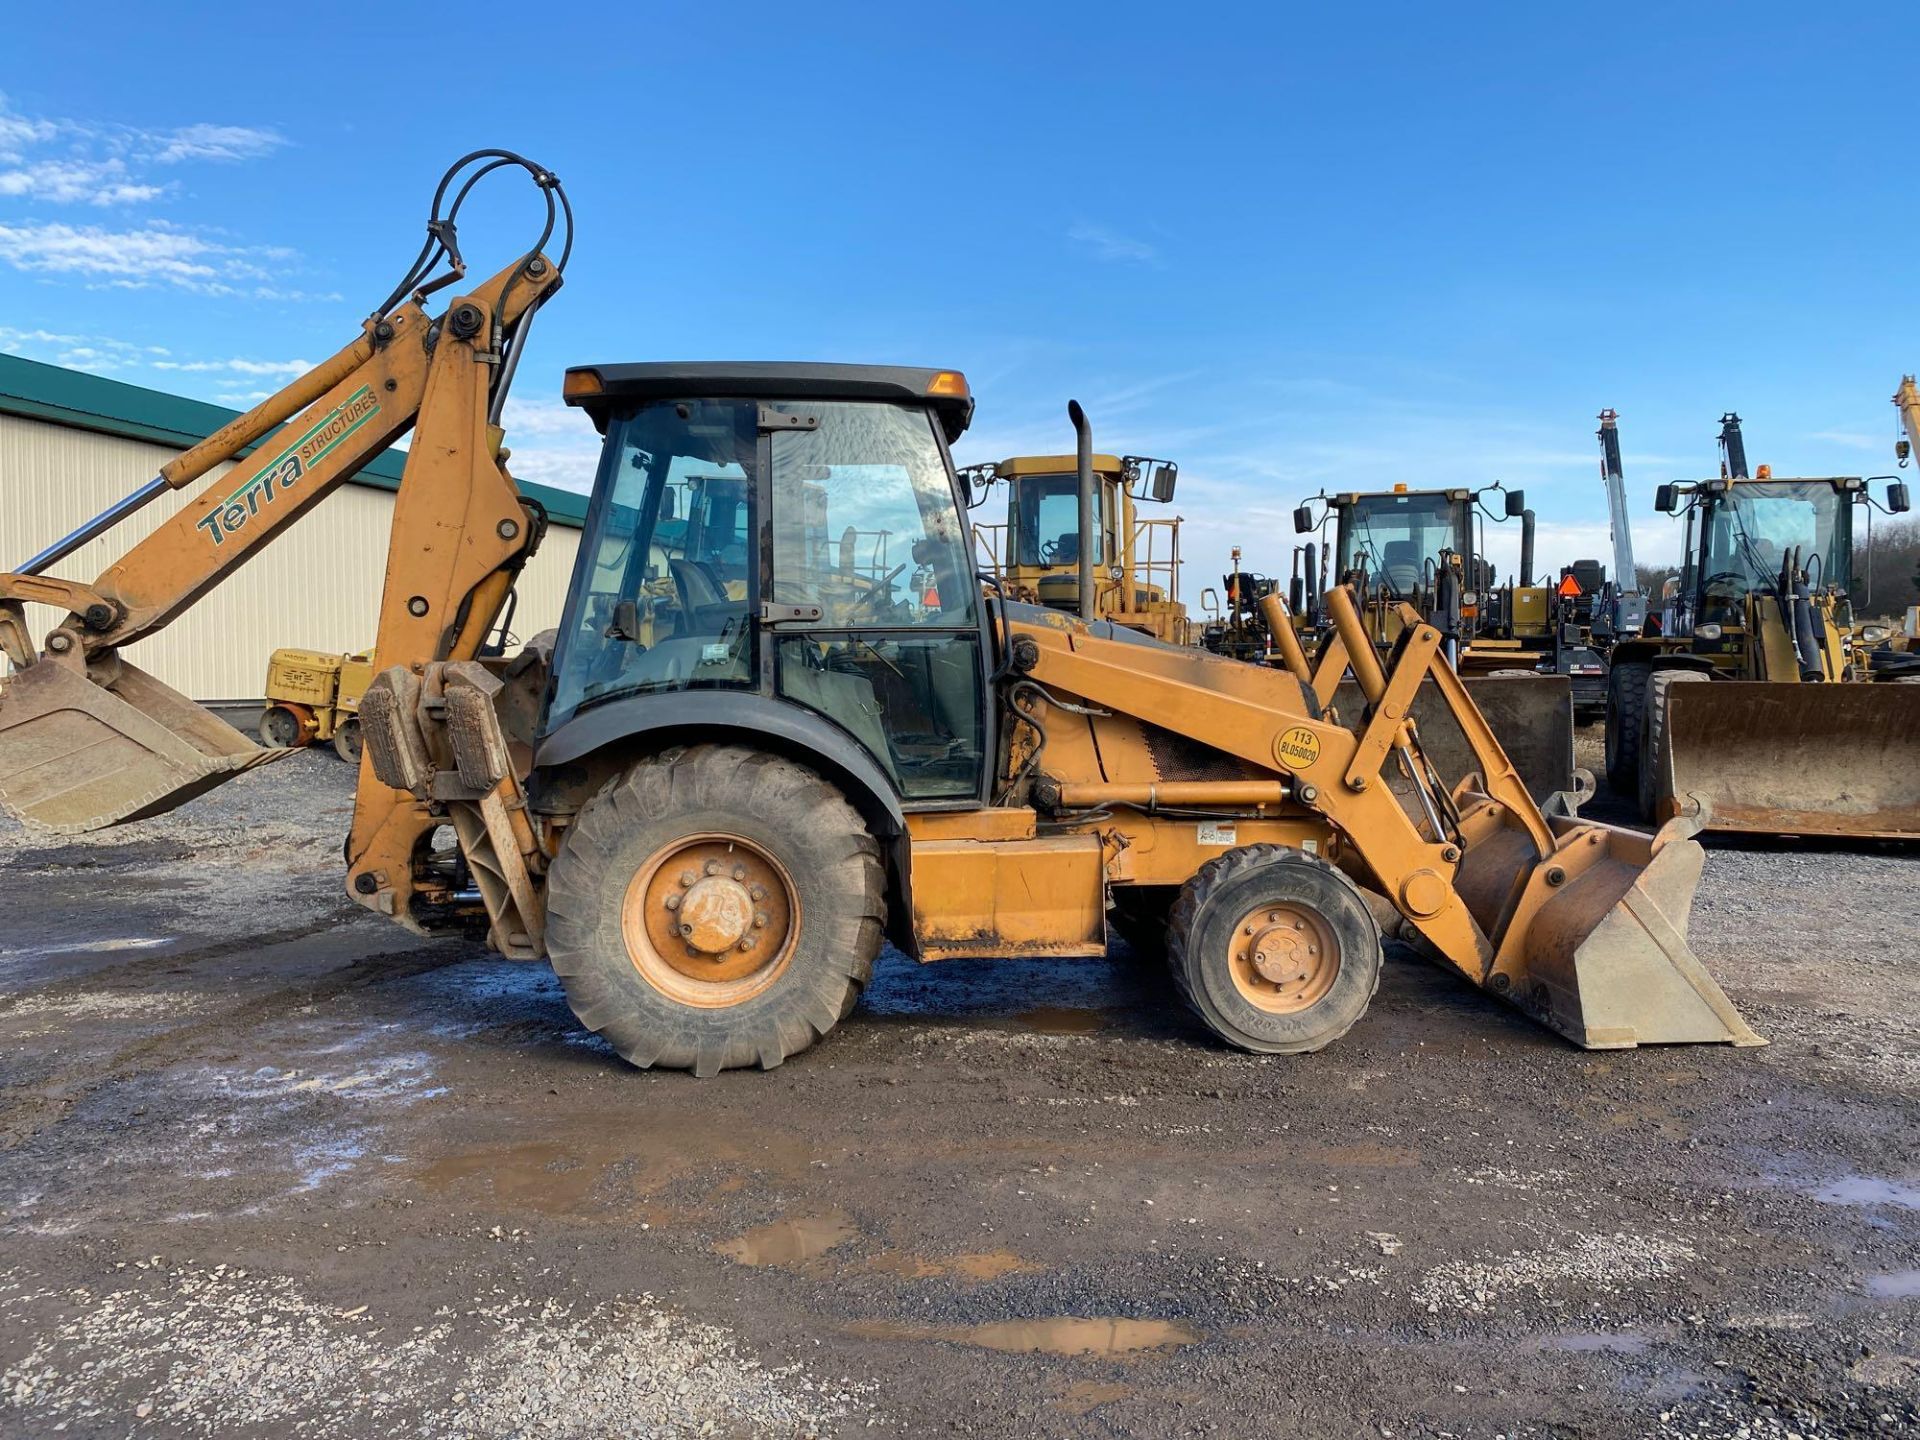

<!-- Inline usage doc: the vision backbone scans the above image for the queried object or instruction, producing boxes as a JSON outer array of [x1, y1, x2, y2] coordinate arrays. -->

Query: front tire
[[544, 745, 884, 1076], [1604, 660, 1649, 797], [331, 717, 363, 764], [1637, 670, 1707, 822], [1166, 845, 1382, 1054]]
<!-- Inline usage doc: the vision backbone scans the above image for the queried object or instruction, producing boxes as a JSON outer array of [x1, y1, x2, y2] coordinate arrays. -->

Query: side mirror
[[1292, 504, 1314, 534], [660, 489, 679, 521], [1504, 489, 1527, 518], [1151, 463, 1178, 503], [1654, 484, 1677, 514], [1891, 481, 1912, 514]]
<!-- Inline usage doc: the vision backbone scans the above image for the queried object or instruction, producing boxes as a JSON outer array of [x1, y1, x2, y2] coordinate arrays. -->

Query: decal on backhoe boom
[[196, 386, 381, 547]]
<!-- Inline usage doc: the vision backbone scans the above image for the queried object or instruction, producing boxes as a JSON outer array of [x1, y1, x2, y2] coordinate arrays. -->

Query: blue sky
[[1, 4, 1910, 583]]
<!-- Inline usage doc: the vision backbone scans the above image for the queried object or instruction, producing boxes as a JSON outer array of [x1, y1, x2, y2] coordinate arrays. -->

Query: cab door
[[761, 400, 990, 804]]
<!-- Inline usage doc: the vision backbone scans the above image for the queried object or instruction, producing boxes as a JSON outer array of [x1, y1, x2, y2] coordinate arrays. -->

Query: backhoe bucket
[[1451, 805, 1764, 1048], [1657, 681, 1920, 839], [0, 654, 290, 833]]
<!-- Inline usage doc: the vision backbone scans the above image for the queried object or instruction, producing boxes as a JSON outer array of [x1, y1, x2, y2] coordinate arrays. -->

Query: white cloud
[[1067, 221, 1158, 264], [150, 356, 311, 376], [0, 157, 163, 206], [499, 397, 600, 492], [151, 123, 285, 165], [1807, 429, 1879, 452]]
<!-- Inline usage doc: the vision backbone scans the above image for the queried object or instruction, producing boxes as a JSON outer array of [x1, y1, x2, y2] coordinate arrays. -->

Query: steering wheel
[[842, 563, 909, 622], [1701, 570, 1749, 593]]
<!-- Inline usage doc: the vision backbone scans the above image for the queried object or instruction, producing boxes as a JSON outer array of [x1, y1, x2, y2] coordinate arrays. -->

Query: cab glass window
[[769, 403, 978, 627], [1013, 474, 1103, 568], [547, 400, 757, 727]]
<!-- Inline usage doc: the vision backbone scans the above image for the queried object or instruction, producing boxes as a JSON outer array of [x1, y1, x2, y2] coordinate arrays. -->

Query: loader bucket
[[0, 654, 290, 833], [1657, 681, 1920, 840], [1450, 805, 1764, 1049]]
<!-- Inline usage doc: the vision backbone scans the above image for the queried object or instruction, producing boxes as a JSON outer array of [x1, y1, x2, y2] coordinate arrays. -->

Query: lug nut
[[752, 912, 769, 929], [731, 864, 748, 881], [679, 871, 696, 887], [737, 936, 756, 951], [663, 894, 681, 912], [704, 860, 721, 876], [748, 884, 767, 901]]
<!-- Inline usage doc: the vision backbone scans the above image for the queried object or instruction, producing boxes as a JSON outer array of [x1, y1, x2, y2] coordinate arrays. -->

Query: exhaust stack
[[1068, 400, 1095, 622]]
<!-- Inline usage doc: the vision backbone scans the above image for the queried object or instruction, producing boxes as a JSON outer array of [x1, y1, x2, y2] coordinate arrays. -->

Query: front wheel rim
[[620, 834, 799, 1008], [1225, 901, 1341, 1014]]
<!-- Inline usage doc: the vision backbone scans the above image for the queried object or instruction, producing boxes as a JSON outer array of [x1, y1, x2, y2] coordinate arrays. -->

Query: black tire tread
[[1604, 660, 1650, 797], [545, 744, 883, 1076], [1166, 844, 1382, 1055]]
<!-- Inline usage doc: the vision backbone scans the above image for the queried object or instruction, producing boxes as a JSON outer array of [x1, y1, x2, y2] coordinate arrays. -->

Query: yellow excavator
[[1604, 413, 1920, 837], [963, 411, 1189, 644], [0, 151, 1759, 1074]]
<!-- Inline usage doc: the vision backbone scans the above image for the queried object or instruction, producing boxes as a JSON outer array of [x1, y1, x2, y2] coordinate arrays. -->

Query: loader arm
[[1017, 585, 1760, 1049], [0, 153, 568, 870]]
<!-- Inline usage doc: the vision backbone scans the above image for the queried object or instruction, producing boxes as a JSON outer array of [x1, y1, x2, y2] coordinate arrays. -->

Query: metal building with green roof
[[0, 352, 588, 701]]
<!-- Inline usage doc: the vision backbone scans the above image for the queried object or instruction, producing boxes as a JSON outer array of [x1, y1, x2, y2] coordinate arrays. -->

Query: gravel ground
[[1, 733, 1916, 1438]]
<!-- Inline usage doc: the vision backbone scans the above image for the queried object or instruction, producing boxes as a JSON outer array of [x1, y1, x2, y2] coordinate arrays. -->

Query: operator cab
[[550, 363, 989, 802]]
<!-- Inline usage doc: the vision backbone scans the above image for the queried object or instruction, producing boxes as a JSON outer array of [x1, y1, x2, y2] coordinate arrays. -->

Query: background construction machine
[[1604, 412, 1920, 837], [0, 150, 1761, 1075], [259, 646, 374, 761], [964, 425, 1188, 644], [1289, 482, 1581, 802]]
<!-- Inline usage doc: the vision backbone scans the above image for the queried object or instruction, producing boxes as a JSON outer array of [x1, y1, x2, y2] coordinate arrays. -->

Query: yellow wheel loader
[[0, 151, 1761, 1074], [260, 647, 375, 762], [1289, 483, 1581, 806], [1605, 413, 1920, 838], [963, 414, 1189, 645]]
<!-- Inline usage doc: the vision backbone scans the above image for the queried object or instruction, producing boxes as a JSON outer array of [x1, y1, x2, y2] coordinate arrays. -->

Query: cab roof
[[994, 452, 1125, 478], [563, 361, 974, 441]]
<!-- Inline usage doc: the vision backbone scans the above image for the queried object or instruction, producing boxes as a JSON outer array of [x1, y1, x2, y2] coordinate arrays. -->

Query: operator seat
[[1381, 540, 1421, 594]]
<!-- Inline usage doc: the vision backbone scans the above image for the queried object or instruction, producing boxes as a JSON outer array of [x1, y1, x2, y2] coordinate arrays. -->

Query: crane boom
[[1895, 375, 1920, 463], [1596, 408, 1638, 586]]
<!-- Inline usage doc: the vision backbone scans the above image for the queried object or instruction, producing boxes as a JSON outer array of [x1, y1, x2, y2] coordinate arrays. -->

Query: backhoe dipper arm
[[0, 256, 558, 661]]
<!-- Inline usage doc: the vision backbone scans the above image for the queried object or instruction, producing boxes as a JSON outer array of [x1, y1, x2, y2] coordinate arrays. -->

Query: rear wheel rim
[[620, 834, 798, 1008], [1226, 901, 1340, 1014]]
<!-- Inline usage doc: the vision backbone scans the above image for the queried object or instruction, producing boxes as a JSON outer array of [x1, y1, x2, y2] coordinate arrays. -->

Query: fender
[[535, 690, 923, 953]]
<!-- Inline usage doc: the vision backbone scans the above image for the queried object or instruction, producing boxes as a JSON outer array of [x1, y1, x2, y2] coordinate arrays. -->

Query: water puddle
[[715, 1212, 858, 1267], [1867, 1270, 1920, 1299], [850, 1316, 1199, 1356], [1811, 1175, 1920, 1210], [1012, 1006, 1109, 1035], [417, 1140, 616, 1215], [863, 1249, 1038, 1282]]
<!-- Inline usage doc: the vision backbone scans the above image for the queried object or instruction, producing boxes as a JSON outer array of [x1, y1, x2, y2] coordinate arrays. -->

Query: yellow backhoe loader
[[0, 151, 1760, 1074], [1604, 413, 1920, 838], [963, 410, 1188, 644]]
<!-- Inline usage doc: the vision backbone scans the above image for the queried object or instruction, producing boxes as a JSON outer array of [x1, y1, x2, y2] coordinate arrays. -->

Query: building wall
[[1, 413, 582, 700]]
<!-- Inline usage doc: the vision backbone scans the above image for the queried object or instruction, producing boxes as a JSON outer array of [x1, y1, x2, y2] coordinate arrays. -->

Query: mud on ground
[[1, 736, 1916, 1438]]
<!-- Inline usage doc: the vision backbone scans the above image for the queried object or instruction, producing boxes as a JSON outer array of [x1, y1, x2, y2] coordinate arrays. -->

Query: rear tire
[[1166, 845, 1381, 1054], [1604, 660, 1649, 798], [1109, 886, 1174, 960], [331, 717, 363, 764], [1637, 670, 1707, 822], [544, 744, 884, 1076]]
